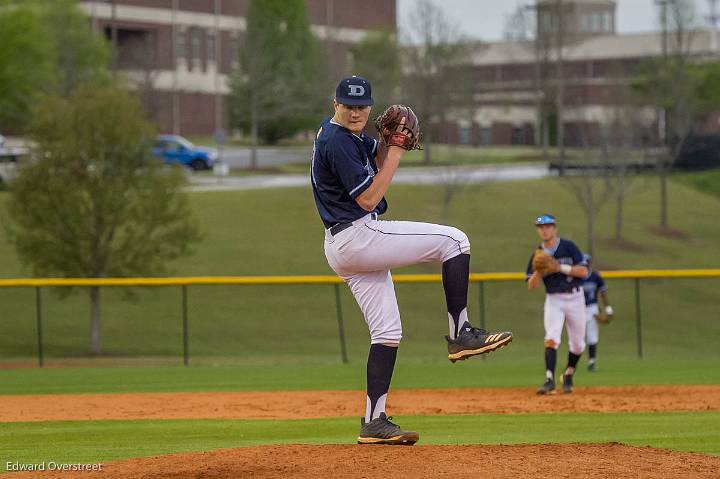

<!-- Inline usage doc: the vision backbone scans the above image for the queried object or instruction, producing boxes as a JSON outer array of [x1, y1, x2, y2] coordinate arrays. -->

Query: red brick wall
[[565, 121, 601, 146], [491, 123, 513, 145], [102, 0, 395, 29], [306, 0, 395, 30], [84, 0, 396, 136]]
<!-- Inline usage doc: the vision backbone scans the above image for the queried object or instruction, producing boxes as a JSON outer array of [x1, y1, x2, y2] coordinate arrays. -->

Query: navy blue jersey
[[311, 117, 387, 228], [525, 238, 587, 294], [582, 270, 607, 305]]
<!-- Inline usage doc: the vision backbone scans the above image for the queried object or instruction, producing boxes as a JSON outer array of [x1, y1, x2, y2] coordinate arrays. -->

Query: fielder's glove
[[532, 250, 559, 276], [374, 104, 422, 150], [595, 305, 614, 324]]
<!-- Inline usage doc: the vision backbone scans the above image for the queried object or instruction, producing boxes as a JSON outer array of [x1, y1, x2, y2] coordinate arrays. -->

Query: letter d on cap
[[348, 85, 365, 96]]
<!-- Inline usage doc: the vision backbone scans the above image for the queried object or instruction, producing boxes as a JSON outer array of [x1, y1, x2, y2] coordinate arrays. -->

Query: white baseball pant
[[585, 303, 600, 345], [324, 213, 471, 344], [543, 290, 586, 355]]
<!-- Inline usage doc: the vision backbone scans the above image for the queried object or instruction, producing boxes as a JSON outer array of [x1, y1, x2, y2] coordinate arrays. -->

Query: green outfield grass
[[2, 411, 719, 470], [674, 169, 720, 198], [1, 357, 719, 395], [0, 175, 718, 363]]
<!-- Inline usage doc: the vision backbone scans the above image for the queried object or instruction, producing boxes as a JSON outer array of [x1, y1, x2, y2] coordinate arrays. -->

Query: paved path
[[187, 163, 551, 192], [220, 147, 310, 169]]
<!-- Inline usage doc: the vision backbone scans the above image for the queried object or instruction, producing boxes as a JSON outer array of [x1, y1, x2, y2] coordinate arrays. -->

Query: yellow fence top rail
[[0, 269, 718, 287]]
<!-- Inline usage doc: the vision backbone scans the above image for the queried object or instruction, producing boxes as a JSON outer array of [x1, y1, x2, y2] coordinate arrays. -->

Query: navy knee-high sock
[[588, 344, 597, 360], [545, 347, 557, 380], [567, 351, 581, 372], [442, 253, 470, 339], [365, 344, 398, 422]]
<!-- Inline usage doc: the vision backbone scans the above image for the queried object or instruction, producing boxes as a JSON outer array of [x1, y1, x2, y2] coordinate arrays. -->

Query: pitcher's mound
[[23, 443, 720, 478]]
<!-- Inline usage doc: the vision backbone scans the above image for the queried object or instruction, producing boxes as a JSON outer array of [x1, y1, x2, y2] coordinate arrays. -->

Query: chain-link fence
[[0, 270, 718, 367]]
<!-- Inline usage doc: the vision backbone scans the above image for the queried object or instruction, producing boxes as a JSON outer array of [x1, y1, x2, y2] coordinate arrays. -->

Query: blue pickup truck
[[152, 135, 217, 171]]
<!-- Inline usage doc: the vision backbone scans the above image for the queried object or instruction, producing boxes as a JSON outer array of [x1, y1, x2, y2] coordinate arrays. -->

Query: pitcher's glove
[[374, 104, 421, 150], [595, 305, 614, 324], [532, 250, 560, 275]]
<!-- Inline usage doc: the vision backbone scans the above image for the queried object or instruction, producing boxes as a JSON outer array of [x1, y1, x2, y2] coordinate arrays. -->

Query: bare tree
[[602, 76, 657, 242], [438, 165, 471, 222], [560, 123, 612, 258], [402, 0, 479, 165], [603, 113, 648, 242], [654, 0, 699, 230], [504, 4, 536, 41]]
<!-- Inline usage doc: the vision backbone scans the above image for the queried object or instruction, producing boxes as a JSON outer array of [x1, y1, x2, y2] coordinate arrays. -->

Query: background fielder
[[582, 254, 614, 371], [312, 76, 512, 445], [526, 214, 589, 395]]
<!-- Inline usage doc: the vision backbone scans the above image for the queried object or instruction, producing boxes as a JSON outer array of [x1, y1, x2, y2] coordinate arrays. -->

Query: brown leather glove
[[532, 250, 560, 276], [373, 104, 421, 150], [595, 306, 614, 324]]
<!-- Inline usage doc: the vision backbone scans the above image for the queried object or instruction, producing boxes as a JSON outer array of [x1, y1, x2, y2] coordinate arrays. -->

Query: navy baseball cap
[[335, 76, 373, 106], [534, 214, 556, 225]]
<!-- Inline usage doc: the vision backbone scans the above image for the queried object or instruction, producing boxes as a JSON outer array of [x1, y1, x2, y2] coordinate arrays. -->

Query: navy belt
[[552, 286, 581, 294], [329, 213, 377, 236], [329, 222, 353, 236]]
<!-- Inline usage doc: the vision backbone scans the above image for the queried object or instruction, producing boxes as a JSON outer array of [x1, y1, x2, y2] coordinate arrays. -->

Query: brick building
[[443, 0, 720, 146], [79, 0, 396, 136]]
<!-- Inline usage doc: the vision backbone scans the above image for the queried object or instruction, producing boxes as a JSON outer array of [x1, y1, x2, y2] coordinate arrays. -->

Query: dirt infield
[[0, 385, 720, 422], [5, 385, 720, 478], [3, 384, 719, 422], [10, 443, 720, 479]]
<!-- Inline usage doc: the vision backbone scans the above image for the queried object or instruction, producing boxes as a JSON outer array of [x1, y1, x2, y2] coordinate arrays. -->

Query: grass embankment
[[2, 357, 719, 395], [0, 176, 717, 363]]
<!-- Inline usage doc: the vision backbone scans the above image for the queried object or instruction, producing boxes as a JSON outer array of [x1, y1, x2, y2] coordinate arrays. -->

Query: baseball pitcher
[[312, 76, 513, 445]]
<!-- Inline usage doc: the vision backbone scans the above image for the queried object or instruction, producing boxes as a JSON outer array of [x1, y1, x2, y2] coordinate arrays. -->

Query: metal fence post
[[478, 281, 486, 331], [478, 281, 487, 360], [182, 285, 189, 366], [35, 287, 44, 368], [334, 283, 349, 364], [634, 278, 643, 359]]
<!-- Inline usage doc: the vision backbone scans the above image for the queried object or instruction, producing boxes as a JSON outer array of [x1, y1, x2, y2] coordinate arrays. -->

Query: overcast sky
[[397, 0, 715, 41]]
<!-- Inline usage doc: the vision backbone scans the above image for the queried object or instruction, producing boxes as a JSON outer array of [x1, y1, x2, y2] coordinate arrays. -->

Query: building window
[[191, 28, 202, 68], [602, 12, 612, 32], [230, 35, 240, 70], [479, 127, 491, 145], [581, 14, 589, 32], [176, 28, 186, 61], [541, 12, 553, 32], [511, 127, 524, 145], [458, 126, 471, 145], [207, 32, 216, 62], [592, 13, 601, 32]]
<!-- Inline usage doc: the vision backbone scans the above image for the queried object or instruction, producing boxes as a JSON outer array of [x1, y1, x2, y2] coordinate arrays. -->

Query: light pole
[[525, 3, 548, 159], [654, 0, 669, 229], [171, 0, 180, 135], [708, 0, 720, 52], [555, 0, 566, 175], [655, 0, 668, 146], [110, 0, 118, 72]]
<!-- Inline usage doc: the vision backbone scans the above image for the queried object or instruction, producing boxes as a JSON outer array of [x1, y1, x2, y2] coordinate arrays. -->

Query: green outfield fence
[[1, 269, 719, 367]]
